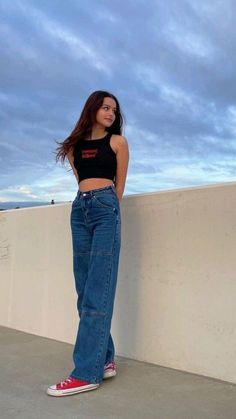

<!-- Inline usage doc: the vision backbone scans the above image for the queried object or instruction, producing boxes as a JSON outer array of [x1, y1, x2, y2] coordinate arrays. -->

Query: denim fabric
[[70, 185, 121, 384]]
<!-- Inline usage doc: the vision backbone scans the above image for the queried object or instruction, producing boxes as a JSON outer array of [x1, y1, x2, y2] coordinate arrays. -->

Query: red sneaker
[[103, 361, 117, 379], [47, 376, 99, 397]]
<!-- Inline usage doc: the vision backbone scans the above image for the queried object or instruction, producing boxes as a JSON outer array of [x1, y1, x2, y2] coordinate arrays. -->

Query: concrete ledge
[[1, 182, 236, 384]]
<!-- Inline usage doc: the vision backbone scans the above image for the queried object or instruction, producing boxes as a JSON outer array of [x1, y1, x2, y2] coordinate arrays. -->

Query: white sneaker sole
[[47, 383, 99, 397], [103, 370, 117, 379]]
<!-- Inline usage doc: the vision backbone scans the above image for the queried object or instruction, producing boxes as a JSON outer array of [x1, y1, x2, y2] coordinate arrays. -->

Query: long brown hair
[[55, 90, 124, 164]]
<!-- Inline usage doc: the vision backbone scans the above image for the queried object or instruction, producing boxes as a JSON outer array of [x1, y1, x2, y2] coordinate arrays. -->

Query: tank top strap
[[105, 131, 112, 140]]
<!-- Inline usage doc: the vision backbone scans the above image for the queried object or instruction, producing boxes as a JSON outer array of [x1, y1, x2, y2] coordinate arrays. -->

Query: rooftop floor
[[1, 326, 236, 419]]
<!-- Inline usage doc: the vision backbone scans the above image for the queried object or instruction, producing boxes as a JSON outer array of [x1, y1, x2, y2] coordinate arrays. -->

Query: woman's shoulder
[[110, 134, 128, 155], [111, 134, 128, 146]]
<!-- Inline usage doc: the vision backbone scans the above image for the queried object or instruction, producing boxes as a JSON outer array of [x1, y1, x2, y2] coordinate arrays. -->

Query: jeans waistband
[[77, 185, 115, 198]]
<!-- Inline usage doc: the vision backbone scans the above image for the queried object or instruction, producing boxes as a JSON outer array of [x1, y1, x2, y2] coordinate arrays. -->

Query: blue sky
[[1, 0, 236, 202]]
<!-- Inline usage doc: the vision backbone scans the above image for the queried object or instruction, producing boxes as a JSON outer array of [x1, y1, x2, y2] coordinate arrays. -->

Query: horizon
[[1, 179, 236, 210]]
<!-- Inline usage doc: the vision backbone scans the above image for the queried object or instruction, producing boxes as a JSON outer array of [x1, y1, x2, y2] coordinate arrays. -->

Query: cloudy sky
[[1, 0, 236, 203]]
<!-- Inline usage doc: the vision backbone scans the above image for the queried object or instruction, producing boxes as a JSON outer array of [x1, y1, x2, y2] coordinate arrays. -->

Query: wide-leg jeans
[[70, 185, 121, 384]]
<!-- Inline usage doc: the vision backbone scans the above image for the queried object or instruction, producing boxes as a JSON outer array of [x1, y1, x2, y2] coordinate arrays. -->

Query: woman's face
[[95, 97, 117, 128]]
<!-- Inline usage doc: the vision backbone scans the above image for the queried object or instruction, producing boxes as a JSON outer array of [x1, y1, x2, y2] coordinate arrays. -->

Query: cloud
[[1, 0, 236, 202]]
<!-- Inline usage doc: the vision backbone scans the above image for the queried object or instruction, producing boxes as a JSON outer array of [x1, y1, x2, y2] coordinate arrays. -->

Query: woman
[[47, 90, 129, 397]]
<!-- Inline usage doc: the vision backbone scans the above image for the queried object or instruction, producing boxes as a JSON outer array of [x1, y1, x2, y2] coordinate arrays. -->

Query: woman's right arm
[[66, 148, 79, 185]]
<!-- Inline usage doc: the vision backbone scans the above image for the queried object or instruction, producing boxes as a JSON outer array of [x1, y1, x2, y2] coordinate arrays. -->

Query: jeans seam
[[92, 221, 118, 383]]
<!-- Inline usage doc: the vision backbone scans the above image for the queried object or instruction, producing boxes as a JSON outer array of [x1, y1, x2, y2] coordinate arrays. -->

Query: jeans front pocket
[[93, 193, 117, 209]]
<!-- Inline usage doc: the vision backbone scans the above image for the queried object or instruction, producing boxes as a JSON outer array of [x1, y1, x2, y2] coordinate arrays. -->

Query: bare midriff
[[79, 178, 114, 192]]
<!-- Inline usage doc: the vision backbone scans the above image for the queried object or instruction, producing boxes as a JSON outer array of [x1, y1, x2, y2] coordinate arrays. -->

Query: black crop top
[[73, 132, 117, 183]]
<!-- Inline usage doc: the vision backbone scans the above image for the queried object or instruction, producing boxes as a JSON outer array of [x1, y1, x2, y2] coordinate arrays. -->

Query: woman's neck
[[90, 125, 107, 139]]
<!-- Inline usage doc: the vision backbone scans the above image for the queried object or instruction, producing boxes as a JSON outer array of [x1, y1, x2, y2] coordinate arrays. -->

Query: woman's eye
[[102, 106, 117, 114]]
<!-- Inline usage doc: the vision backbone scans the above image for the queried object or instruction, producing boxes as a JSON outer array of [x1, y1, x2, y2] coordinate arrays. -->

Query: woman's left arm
[[114, 135, 129, 202]]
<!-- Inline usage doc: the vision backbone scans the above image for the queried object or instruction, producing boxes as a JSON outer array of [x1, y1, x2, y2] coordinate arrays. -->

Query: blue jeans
[[70, 185, 121, 384]]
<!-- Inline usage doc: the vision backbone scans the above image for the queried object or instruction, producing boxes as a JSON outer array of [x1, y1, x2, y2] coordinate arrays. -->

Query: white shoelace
[[60, 377, 74, 387]]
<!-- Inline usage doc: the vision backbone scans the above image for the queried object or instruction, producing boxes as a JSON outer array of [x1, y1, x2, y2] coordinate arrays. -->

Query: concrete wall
[[1, 182, 236, 384]]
